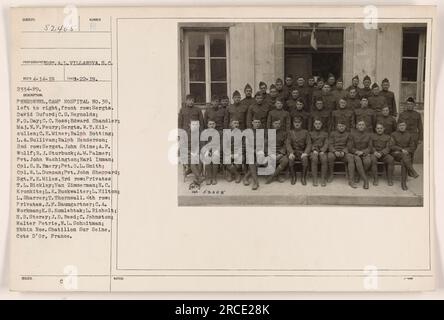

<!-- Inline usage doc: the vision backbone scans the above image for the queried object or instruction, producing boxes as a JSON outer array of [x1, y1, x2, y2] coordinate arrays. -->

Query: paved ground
[[178, 164, 423, 206]]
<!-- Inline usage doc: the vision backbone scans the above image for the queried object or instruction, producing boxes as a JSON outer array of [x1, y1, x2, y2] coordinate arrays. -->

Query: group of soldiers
[[178, 73, 423, 191]]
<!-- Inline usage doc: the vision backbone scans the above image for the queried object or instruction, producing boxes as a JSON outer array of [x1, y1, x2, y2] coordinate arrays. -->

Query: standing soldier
[[376, 105, 397, 136], [359, 75, 373, 99], [310, 97, 331, 133], [332, 78, 347, 109], [225, 90, 248, 130], [321, 84, 336, 112], [267, 97, 291, 131], [347, 75, 360, 94], [391, 121, 419, 190], [246, 92, 269, 128], [282, 74, 295, 101], [275, 78, 286, 103], [370, 123, 395, 186], [311, 77, 325, 110], [286, 88, 301, 112], [259, 81, 269, 100], [327, 121, 356, 187], [265, 119, 289, 184], [288, 98, 310, 130], [295, 76, 309, 109], [380, 78, 397, 117], [354, 96, 376, 133], [346, 87, 361, 111], [265, 84, 279, 110], [347, 120, 373, 189], [368, 83, 387, 115], [327, 73, 336, 88], [178, 95, 205, 185], [204, 95, 225, 130], [241, 83, 255, 108], [286, 116, 311, 185], [220, 95, 230, 109], [309, 118, 329, 187], [306, 76, 316, 109], [203, 118, 221, 185], [331, 98, 355, 132], [398, 97, 423, 163]]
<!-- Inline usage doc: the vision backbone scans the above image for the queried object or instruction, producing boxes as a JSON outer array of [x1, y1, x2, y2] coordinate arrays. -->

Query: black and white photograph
[[178, 21, 428, 207]]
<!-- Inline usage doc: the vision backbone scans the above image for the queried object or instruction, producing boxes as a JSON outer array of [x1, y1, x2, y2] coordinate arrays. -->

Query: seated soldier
[[286, 116, 311, 185], [390, 120, 419, 191], [370, 123, 395, 186], [203, 119, 221, 185], [327, 121, 356, 188], [243, 117, 265, 190], [265, 119, 289, 184], [347, 120, 373, 189], [309, 118, 329, 187]]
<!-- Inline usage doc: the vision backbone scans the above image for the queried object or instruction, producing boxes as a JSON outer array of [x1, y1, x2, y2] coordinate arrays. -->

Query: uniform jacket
[[204, 106, 226, 130], [375, 114, 397, 135], [380, 90, 397, 116], [310, 109, 331, 132], [331, 108, 355, 132], [286, 128, 311, 154], [348, 130, 373, 154], [328, 131, 350, 153], [309, 130, 329, 152], [267, 109, 291, 131], [391, 131, 416, 153], [354, 107, 376, 132], [246, 103, 270, 129], [178, 105, 204, 132], [225, 103, 249, 130], [371, 133, 393, 155], [368, 94, 387, 114], [398, 110, 423, 140], [289, 109, 310, 130]]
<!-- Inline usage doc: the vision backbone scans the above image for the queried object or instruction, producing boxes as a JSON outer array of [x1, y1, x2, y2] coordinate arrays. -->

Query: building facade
[[179, 22, 427, 112]]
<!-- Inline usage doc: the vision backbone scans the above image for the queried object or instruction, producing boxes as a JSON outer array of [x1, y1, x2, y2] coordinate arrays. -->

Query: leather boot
[[401, 166, 408, 190], [290, 165, 296, 185], [301, 164, 308, 185], [387, 163, 394, 186], [312, 161, 318, 186], [243, 170, 251, 186], [320, 162, 327, 187]]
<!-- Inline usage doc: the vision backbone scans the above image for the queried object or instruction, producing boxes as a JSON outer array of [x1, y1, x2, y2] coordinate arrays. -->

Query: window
[[400, 28, 426, 109], [183, 30, 229, 105]]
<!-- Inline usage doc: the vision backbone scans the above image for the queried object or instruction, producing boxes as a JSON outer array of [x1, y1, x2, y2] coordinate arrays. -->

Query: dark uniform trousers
[[370, 133, 394, 184], [348, 131, 373, 182], [390, 130, 417, 188], [268, 129, 289, 178], [286, 129, 312, 184], [398, 110, 423, 162], [309, 130, 328, 185], [327, 131, 354, 182]]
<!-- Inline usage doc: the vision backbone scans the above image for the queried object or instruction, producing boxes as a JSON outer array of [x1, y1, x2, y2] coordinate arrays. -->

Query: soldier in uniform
[[178, 95, 205, 184], [346, 75, 360, 94], [346, 87, 361, 111], [286, 116, 311, 185], [310, 97, 331, 133], [370, 123, 394, 186], [391, 120, 420, 190], [288, 97, 310, 130], [264, 84, 279, 110], [225, 118, 244, 183], [240, 83, 255, 108], [282, 74, 295, 101], [347, 120, 373, 189], [265, 119, 289, 184], [398, 97, 423, 163], [331, 98, 355, 132], [327, 121, 356, 187], [246, 92, 269, 128], [327, 73, 336, 88], [331, 77, 347, 109], [267, 97, 291, 131], [309, 118, 329, 187], [225, 90, 248, 130], [354, 96, 376, 133], [244, 117, 265, 190], [311, 77, 325, 111], [259, 81, 269, 100], [380, 78, 397, 117], [285, 87, 301, 112], [368, 83, 387, 115], [321, 84, 336, 112], [306, 76, 316, 109], [220, 95, 230, 109], [295, 76, 309, 109], [359, 75, 372, 99], [204, 95, 225, 130], [275, 78, 286, 103], [203, 118, 221, 185], [376, 105, 397, 136]]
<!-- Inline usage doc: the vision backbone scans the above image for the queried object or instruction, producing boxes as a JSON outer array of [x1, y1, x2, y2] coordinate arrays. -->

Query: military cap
[[406, 97, 415, 103], [244, 83, 252, 91], [259, 81, 267, 87], [352, 75, 359, 81], [296, 97, 305, 104], [269, 84, 277, 90], [254, 91, 264, 98], [363, 75, 371, 82], [232, 90, 241, 98], [371, 83, 379, 89], [382, 78, 390, 84]]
